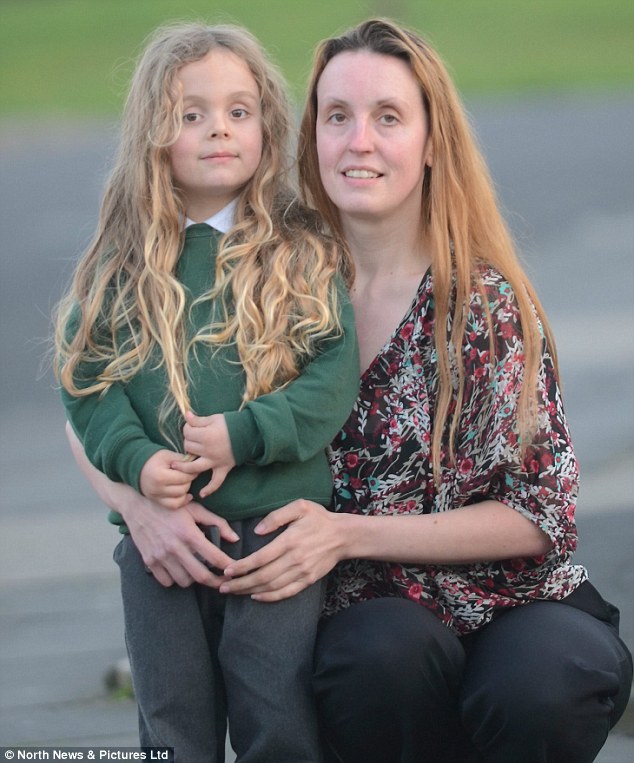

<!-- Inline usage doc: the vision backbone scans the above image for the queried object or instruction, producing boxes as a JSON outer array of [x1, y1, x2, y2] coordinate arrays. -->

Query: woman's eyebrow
[[318, 96, 348, 108]]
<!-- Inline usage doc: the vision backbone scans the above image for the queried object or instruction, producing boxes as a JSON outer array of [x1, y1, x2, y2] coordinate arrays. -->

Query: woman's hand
[[119, 492, 239, 588], [219, 500, 345, 601]]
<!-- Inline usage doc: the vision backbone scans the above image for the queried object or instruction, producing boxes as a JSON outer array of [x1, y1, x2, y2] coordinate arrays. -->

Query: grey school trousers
[[114, 518, 324, 763]]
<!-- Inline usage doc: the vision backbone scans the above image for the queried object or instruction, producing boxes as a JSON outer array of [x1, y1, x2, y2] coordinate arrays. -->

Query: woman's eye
[[380, 113, 398, 125], [328, 112, 346, 124]]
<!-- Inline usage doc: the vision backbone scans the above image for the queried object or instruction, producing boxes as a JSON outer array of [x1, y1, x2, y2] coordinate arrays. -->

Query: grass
[[1, 0, 633, 116]]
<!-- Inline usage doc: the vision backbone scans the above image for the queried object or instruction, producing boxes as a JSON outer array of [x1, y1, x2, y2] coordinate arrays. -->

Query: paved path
[[1, 92, 633, 758]]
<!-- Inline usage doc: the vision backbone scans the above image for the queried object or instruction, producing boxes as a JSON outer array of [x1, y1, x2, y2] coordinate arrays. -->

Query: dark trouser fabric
[[313, 592, 633, 763], [114, 518, 324, 763]]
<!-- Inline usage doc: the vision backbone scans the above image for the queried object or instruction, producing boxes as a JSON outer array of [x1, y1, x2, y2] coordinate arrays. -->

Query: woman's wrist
[[114, 484, 151, 521], [332, 511, 369, 562]]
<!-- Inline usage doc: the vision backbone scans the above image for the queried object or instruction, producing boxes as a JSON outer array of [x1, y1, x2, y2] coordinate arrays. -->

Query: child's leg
[[114, 535, 227, 763], [219, 518, 324, 763]]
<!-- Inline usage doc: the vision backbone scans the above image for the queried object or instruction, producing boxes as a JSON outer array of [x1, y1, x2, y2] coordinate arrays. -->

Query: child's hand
[[171, 456, 231, 498], [174, 412, 236, 497], [139, 449, 193, 510]]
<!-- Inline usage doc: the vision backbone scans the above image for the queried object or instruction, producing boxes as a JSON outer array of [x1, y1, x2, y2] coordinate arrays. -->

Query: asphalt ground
[[1, 91, 633, 758]]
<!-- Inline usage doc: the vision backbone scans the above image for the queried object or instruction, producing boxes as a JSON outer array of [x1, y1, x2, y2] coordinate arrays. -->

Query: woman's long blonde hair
[[55, 22, 346, 447], [298, 18, 557, 480]]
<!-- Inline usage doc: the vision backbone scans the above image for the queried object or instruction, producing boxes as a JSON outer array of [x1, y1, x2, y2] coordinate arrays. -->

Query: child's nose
[[209, 115, 230, 138]]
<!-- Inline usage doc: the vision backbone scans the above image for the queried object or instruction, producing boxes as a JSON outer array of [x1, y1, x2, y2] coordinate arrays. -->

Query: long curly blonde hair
[[298, 18, 556, 480], [55, 22, 348, 447]]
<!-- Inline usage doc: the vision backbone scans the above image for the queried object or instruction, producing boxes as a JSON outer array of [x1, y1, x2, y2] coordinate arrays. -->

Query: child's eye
[[183, 112, 201, 123], [231, 108, 249, 119]]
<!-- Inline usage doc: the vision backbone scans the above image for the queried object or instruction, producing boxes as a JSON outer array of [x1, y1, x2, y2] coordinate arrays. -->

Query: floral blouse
[[326, 267, 587, 634]]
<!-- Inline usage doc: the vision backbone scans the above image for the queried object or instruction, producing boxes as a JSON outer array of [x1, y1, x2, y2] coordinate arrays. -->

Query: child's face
[[170, 49, 263, 221]]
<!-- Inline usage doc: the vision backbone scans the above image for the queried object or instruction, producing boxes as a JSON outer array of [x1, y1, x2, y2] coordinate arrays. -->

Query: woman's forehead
[[317, 51, 421, 108]]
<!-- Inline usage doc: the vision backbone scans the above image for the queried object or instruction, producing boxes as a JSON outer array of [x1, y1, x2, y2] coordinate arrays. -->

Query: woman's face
[[315, 50, 432, 227]]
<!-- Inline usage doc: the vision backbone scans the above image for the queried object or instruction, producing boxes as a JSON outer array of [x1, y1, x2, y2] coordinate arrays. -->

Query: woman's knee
[[460, 602, 633, 761], [314, 598, 465, 704], [314, 599, 467, 763]]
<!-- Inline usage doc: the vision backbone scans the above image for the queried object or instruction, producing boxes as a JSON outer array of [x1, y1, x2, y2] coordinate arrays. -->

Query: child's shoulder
[[272, 191, 325, 238]]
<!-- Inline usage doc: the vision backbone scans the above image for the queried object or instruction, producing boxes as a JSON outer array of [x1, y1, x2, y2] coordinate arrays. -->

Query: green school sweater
[[63, 224, 359, 528]]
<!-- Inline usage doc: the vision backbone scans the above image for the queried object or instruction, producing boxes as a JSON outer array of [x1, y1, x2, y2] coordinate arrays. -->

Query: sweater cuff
[[108, 438, 165, 493], [224, 408, 264, 465]]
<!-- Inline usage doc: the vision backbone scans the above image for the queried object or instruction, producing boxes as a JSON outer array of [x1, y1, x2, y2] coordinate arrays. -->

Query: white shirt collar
[[185, 197, 237, 233]]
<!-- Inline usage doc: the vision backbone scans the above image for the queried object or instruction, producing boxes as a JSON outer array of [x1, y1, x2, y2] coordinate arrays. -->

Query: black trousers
[[313, 587, 632, 763]]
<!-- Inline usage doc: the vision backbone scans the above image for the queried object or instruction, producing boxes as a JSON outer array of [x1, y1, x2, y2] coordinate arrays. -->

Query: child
[[55, 22, 358, 762]]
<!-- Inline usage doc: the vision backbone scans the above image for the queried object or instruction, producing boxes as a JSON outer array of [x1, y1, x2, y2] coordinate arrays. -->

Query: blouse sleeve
[[452, 273, 579, 561]]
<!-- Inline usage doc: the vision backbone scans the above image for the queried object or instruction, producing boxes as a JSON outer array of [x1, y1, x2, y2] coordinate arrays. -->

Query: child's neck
[[185, 197, 239, 229]]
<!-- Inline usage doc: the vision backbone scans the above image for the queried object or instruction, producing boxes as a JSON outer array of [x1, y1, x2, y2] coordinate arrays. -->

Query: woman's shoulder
[[453, 266, 530, 357], [474, 265, 517, 300], [467, 265, 523, 321]]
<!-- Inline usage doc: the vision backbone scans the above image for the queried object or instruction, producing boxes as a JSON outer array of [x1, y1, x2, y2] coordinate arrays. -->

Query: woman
[[67, 18, 632, 763], [216, 19, 633, 763]]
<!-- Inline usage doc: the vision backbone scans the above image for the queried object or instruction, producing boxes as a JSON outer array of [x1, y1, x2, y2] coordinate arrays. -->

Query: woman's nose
[[348, 118, 373, 152]]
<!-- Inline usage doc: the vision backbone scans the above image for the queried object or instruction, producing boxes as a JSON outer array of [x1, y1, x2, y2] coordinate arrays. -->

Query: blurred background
[[1, 0, 633, 754]]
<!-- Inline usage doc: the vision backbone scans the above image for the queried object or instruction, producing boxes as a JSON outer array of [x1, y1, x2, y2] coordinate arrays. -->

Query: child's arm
[[227, 280, 360, 465], [63, 380, 191, 508], [173, 279, 360, 485]]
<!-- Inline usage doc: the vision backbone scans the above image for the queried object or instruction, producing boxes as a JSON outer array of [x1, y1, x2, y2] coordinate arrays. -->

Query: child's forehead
[[179, 88, 260, 107], [176, 49, 259, 93]]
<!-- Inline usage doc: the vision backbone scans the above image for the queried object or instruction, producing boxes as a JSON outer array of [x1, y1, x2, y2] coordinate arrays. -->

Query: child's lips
[[202, 152, 236, 160]]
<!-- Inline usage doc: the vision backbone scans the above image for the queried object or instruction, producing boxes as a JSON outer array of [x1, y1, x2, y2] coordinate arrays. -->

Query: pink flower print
[[408, 583, 423, 600], [458, 457, 474, 475], [500, 321, 514, 339], [345, 453, 359, 468]]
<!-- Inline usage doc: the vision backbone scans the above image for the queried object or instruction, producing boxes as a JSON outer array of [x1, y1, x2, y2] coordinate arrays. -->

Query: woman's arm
[[65, 422, 238, 588], [217, 497, 552, 601]]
